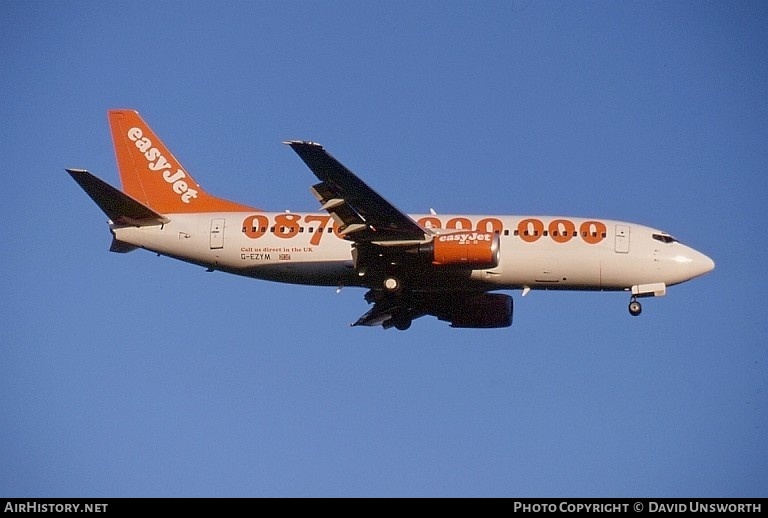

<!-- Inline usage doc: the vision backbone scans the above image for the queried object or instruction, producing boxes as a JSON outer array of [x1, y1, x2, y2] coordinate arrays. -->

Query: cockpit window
[[652, 233, 678, 244]]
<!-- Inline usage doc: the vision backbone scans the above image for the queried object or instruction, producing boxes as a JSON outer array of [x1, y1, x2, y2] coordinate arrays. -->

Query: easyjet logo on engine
[[127, 127, 198, 204], [437, 232, 492, 244]]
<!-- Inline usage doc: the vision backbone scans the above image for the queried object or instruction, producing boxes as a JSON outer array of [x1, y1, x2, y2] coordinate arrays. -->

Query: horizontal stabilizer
[[66, 169, 169, 226]]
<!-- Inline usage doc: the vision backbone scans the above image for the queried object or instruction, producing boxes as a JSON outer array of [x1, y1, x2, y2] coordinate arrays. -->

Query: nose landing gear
[[627, 283, 666, 317]]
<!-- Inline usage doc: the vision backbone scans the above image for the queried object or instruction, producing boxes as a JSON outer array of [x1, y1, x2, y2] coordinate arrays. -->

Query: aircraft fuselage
[[112, 211, 714, 294]]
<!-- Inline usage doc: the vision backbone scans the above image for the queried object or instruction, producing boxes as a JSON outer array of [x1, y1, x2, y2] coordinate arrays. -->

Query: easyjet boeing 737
[[67, 110, 714, 330]]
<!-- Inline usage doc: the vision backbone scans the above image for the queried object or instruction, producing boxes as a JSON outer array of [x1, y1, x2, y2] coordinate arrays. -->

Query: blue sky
[[1, 0, 766, 497]]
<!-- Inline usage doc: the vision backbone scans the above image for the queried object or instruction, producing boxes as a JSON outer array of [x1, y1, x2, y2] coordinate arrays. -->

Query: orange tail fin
[[108, 110, 258, 214]]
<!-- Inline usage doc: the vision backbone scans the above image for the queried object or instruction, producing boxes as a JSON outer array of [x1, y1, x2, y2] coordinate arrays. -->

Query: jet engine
[[429, 231, 500, 268]]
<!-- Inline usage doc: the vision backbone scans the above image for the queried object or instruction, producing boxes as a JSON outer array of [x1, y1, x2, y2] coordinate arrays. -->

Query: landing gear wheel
[[383, 276, 400, 292], [628, 299, 642, 317], [393, 315, 412, 331]]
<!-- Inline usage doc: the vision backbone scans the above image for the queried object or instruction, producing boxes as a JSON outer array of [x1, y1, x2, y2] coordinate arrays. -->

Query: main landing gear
[[382, 277, 411, 329], [391, 313, 412, 331], [362, 283, 413, 330], [628, 297, 642, 317]]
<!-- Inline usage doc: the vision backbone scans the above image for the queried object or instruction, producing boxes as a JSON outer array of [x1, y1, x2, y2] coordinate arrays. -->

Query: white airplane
[[68, 110, 715, 330]]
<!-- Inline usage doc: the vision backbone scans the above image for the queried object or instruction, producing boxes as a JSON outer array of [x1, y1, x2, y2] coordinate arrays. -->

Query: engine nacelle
[[437, 293, 513, 328], [431, 231, 500, 268]]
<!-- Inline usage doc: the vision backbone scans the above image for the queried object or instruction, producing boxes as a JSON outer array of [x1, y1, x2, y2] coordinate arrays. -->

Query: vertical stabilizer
[[108, 110, 258, 214]]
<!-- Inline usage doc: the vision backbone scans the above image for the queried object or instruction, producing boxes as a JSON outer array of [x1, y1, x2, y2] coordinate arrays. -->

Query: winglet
[[108, 110, 259, 214]]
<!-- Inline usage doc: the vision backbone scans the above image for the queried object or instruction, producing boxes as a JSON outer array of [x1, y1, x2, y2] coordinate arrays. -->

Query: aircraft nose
[[689, 249, 715, 279]]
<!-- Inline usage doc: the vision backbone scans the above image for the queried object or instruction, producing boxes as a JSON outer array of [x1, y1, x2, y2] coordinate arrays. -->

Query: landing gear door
[[615, 224, 630, 254], [210, 218, 225, 249]]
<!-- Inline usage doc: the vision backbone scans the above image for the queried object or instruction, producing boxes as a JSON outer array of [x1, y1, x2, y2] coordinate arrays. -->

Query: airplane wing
[[284, 142, 512, 330], [284, 141, 429, 242]]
